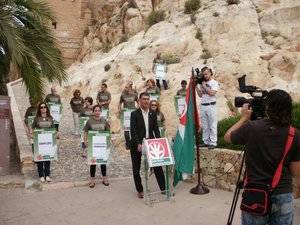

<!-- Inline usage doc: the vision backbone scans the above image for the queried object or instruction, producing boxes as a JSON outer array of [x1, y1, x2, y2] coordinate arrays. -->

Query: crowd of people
[[23, 60, 300, 224]]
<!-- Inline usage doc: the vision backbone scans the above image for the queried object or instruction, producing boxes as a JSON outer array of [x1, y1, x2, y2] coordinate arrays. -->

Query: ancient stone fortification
[[45, 0, 94, 66]]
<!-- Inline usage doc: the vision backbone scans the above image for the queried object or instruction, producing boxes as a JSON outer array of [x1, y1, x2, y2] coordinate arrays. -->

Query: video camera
[[234, 75, 268, 120], [192, 67, 205, 84]]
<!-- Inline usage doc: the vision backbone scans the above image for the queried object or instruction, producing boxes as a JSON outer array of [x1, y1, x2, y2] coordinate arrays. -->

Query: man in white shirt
[[196, 67, 219, 149]]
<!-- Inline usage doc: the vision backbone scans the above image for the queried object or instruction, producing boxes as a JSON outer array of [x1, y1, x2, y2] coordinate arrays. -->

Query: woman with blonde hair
[[150, 99, 166, 137]]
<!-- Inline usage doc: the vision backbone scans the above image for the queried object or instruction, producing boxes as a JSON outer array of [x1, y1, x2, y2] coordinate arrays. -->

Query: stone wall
[[200, 149, 300, 198], [45, 0, 94, 66], [200, 149, 243, 192]]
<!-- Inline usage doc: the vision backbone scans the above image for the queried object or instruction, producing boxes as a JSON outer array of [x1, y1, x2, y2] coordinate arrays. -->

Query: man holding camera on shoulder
[[224, 89, 300, 225], [196, 66, 219, 149]]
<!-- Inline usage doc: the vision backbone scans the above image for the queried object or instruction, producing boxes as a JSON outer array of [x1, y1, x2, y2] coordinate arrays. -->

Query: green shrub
[[119, 34, 128, 43], [138, 45, 147, 51], [292, 103, 300, 129], [200, 48, 212, 59], [161, 53, 181, 64], [104, 64, 111, 72], [190, 12, 197, 24], [184, 0, 201, 14], [147, 10, 165, 26], [214, 102, 300, 150], [195, 28, 202, 41], [217, 115, 243, 150], [227, 0, 240, 5]]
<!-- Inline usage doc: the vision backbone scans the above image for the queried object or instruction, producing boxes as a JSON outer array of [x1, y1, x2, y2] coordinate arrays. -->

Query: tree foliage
[[0, 0, 67, 101]]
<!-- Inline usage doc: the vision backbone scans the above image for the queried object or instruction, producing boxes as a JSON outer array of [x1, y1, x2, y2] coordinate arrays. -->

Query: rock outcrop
[[63, 0, 300, 136]]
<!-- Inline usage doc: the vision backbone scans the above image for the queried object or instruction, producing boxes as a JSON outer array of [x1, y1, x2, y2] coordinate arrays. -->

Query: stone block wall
[[200, 149, 300, 198], [45, 0, 95, 66]]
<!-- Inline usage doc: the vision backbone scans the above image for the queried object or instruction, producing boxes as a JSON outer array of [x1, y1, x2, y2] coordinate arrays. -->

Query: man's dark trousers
[[130, 149, 165, 193]]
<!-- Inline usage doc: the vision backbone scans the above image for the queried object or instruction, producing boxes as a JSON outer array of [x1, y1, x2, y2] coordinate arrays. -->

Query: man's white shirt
[[141, 109, 149, 139], [199, 79, 219, 104]]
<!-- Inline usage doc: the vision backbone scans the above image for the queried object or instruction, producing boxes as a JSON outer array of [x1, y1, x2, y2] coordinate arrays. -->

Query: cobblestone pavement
[[12, 83, 133, 182]]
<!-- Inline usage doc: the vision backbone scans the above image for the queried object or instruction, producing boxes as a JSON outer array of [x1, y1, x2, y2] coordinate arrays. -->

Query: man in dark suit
[[130, 92, 166, 199]]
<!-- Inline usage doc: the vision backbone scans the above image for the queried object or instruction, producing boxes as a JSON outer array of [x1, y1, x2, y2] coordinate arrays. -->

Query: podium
[[142, 138, 175, 205]]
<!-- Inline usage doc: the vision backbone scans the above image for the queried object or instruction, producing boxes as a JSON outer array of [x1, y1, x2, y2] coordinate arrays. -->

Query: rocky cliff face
[[62, 0, 300, 137]]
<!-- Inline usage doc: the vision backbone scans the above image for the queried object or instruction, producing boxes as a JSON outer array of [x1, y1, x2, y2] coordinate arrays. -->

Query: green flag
[[173, 76, 200, 187]]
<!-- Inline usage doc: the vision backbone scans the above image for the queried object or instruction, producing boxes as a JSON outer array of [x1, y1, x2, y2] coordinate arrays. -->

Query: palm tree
[[0, 0, 67, 101]]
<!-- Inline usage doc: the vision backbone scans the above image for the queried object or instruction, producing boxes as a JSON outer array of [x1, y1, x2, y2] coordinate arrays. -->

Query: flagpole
[[190, 70, 209, 195]]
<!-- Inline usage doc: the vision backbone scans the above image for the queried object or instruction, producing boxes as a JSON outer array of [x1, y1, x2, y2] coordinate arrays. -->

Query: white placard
[[50, 104, 61, 123], [123, 111, 131, 130], [101, 109, 108, 119], [177, 97, 186, 115], [38, 133, 54, 156], [150, 95, 159, 101], [92, 136, 108, 160], [155, 64, 166, 80]]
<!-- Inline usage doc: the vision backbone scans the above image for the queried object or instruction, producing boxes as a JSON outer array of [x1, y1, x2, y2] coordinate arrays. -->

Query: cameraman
[[224, 89, 300, 225], [196, 66, 219, 149]]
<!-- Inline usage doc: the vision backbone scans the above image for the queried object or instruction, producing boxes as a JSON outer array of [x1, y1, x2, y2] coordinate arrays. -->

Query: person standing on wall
[[196, 66, 219, 149], [118, 83, 139, 149], [44, 86, 62, 131], [96, 83, 111, 110], [152, 52, 168, 90]]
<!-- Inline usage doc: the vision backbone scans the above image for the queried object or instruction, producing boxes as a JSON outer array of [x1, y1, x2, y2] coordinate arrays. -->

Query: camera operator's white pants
[[200, 105, 217, 146]]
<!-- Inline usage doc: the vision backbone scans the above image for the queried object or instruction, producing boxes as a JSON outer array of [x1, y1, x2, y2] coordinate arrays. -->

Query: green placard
[[159, 126, 166, 137], [47, 103, 62, 124], [27, 116, 35, 128], [174, 95, 186, 116], [121, 108, 134, 131], [33, 128, 58, 161], [87, 131, 111, 165], [79, 116, 90, 134]]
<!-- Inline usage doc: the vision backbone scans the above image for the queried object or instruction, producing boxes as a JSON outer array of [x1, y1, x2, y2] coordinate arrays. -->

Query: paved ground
[[1, 180, 300, 225], [11, 83, 132, 181], [0, 181, 240, 225]]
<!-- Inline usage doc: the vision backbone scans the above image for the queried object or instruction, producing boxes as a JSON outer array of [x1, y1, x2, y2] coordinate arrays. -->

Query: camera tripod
[[227, 150, 245, 225]]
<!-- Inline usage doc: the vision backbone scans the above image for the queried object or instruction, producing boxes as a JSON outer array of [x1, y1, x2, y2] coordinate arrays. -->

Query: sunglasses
[[151, 104, 157, 106], [40, 105, 46, 109]]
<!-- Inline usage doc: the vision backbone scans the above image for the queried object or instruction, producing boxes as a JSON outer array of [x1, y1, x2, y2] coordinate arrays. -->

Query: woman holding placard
[[31, 102, 56, 183], [79, 97, 94, 157], [145, 79, 161, 96], [83, 105, 110, 188], [150, 100, 166, 137]]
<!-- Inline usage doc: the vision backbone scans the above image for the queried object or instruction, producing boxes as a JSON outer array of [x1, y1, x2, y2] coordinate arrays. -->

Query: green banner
[[80, 116, 90, 143], [121, 108, 134, 131], [33, 128, 57, 161], [27, 115, 35, 128], [87, 131, 111, 165], [79, 116, 90, 134], [47, 103, 62, 124], [174, 95, 186, 116], [159, 126, 166, 137]]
